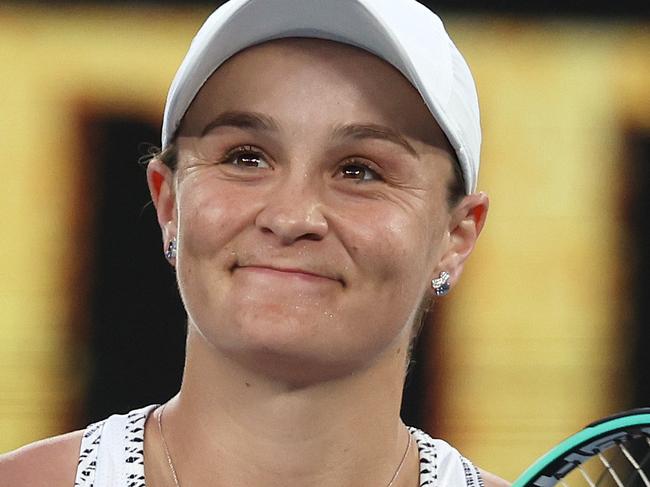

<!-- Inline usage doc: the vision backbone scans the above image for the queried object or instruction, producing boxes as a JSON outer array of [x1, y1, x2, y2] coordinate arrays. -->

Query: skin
[[0, 39, 503, 487]]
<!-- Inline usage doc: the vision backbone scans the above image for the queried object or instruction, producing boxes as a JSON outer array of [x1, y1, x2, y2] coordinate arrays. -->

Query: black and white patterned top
[[74, 405, 483, 487]]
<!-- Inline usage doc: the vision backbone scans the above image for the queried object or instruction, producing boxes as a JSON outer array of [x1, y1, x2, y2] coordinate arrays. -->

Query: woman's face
[[151, 39, 480, 382]]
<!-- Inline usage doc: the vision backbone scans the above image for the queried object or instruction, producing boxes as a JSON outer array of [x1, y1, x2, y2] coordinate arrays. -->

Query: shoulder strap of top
[[74, 405, 158, 487], [74, 418, 104, 486], [410, 427, 484, 487]]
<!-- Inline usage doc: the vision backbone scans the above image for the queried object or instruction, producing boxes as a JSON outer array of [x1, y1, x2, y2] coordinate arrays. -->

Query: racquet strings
[[557, 435, 650, 487]]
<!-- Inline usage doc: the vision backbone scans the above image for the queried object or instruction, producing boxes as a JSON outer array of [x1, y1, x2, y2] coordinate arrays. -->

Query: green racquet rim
[[513, 410, 650, 487]]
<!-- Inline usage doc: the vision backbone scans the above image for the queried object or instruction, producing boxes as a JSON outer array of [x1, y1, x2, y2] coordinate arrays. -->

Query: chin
[[188, 295, 410, 384], [199, 313, 382, 385]]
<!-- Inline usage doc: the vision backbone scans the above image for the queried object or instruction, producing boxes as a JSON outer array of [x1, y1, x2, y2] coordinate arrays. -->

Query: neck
[[152, 325, 419, 487]]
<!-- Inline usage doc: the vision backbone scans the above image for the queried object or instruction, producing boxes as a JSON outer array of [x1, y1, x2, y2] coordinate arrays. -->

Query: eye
[[222, 145, 270, 168], [339, 161, 382, 182]]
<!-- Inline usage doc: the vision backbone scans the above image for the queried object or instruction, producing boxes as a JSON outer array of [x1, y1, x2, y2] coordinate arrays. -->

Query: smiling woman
[[161, 38, 474, 389], [0, 1, 504, 486]]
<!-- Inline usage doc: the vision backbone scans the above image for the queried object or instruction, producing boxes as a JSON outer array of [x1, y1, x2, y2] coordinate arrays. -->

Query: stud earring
[[431, 271, 451, 296], [165, 238, 177, 261]]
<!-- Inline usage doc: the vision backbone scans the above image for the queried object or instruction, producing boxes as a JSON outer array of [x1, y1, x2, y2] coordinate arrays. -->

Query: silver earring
[[165, 238, 177, 260], [431, 271, 450, 296]]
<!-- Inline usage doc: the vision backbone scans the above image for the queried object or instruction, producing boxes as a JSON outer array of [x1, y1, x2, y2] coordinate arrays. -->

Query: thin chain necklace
[[157, 403, 413, 487]]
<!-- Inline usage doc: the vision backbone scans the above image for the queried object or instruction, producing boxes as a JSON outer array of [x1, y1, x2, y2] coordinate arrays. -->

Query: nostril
[[302, 232, 324, 242], [276, 230, 324, 246]]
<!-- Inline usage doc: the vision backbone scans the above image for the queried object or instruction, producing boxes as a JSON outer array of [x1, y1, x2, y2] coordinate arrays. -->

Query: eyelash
[[338, 159, 383, 182], [220, 145, 269, 168], [218, 146, 383, 183]]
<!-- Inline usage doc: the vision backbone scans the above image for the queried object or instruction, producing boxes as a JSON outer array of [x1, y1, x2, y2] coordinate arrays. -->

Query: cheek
[[176, 179, 253, 259], [345, 204, 443, 284], [174, 179, 261, 315], [332, 208, 439, 352]]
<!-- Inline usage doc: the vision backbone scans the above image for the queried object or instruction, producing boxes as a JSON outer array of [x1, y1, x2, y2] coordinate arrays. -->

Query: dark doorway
[[624, 129, 650, 408], [82, 114, 186, 423]]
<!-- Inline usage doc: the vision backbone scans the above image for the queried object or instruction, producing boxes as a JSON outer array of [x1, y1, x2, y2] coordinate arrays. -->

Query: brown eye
[[223, 146, 269, 168], [340, 162, 381, 182]]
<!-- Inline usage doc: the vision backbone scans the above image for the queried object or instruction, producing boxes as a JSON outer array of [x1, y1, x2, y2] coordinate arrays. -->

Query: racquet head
[[513, 408, 650, 487]]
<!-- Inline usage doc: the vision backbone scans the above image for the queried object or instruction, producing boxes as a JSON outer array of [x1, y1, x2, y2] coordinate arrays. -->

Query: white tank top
[[74, 405, 483, 487]]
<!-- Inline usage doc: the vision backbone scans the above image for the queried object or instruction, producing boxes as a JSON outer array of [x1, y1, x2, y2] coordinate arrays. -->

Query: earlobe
[[435, 192, 489, 287], [146, 158, 177, 240]]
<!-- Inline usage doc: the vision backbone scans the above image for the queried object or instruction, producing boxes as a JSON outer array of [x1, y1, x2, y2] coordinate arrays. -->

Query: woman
[[1, 0, 507, 485]]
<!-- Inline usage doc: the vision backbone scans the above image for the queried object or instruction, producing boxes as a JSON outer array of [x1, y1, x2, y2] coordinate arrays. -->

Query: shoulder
[[0, 430, 84, 487], [477, 467, 511, 487]]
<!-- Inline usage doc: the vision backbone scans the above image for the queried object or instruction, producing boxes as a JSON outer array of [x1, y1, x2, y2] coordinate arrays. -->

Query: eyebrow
[[200, 112, 418, 157], [331, 123, 418, 157], [201, 110, 280, 136]]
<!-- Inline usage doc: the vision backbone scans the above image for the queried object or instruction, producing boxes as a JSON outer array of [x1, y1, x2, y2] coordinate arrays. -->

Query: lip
[[234, 265, 343, 285]]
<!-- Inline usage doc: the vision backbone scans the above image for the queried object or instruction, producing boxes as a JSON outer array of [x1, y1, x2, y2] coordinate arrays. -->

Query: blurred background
[[0, 0, 648, 479]]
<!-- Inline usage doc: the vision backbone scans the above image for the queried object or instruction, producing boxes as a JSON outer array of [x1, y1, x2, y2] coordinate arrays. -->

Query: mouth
[[232, 264, 345, 286]]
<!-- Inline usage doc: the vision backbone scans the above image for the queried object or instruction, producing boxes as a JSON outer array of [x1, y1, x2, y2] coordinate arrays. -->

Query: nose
[[255, 176, 328, 245]]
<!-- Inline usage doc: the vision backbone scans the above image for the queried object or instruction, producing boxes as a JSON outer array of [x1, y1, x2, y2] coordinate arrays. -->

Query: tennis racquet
[[512, 408, 650, 487]]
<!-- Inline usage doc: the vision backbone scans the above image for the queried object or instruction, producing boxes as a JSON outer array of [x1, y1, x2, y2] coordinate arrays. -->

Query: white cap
[[162, 0, 481, 194]]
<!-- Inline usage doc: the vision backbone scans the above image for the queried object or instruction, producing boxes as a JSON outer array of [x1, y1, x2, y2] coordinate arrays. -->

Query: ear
[[435, 192, 489, 286], [146, 158, 177, 248]]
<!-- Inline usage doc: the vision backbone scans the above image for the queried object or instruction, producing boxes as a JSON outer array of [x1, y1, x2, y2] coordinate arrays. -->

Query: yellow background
[[1, 5, 649, 479]]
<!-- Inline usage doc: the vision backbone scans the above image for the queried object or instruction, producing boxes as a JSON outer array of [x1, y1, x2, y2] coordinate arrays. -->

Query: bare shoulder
[[478, 467, 511, 487], [0, 430, 84, 487]]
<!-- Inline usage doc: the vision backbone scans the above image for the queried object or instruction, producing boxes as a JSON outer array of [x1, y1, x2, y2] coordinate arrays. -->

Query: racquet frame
[[513, 408, 650, 487]]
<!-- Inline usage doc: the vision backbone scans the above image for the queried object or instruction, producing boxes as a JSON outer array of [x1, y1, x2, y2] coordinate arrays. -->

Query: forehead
[[179, 38, 452, 152]]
